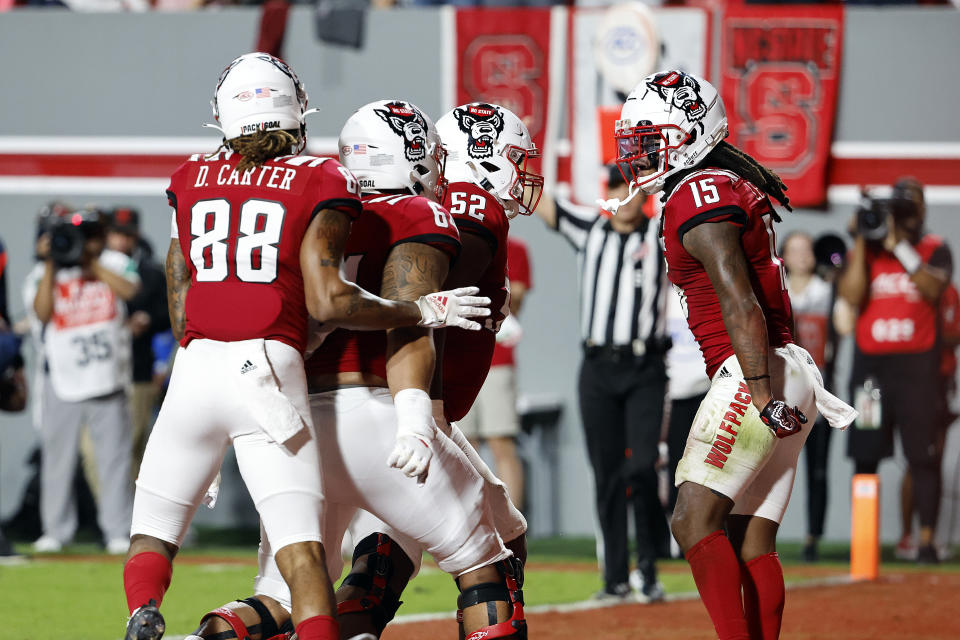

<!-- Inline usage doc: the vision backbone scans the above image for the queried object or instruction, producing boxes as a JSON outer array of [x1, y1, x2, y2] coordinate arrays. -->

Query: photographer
[[25, 207, 140, 554], [838, 177, 953, 564]]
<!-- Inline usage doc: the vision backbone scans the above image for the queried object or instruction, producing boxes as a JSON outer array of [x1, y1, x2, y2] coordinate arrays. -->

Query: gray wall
[[2, 7, 959, 544]]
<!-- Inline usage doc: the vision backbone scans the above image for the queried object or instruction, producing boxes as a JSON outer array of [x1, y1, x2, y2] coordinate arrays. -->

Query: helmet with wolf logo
[[436, 103, 543, 218], [614, 70, 728, 195], [338, 99, 447, 200], [210, 52, 312, 153]]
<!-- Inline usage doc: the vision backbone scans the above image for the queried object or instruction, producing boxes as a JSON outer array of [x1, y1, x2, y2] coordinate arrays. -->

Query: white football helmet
[[615, 70, 728, 195], [210, 52, 312, 152], [338, 100, 447, 200], [436, 103, 543, 218]]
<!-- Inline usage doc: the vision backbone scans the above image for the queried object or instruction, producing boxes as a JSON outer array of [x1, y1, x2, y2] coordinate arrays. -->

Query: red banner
[[721, 6, 844, 207], [455, 8, 555, 168]]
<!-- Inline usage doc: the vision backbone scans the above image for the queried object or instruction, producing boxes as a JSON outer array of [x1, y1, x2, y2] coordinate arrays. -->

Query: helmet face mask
[[614, 122, 690, 191], [615, 70, 727, 195], [502, 144, 544, 216], [437, 103, 543, 218]]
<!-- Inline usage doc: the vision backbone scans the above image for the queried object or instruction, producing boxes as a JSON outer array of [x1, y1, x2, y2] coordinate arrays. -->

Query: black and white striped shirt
[[554, 198, 667, 350]]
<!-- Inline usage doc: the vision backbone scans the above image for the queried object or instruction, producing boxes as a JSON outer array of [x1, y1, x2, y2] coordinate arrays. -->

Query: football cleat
[[125, 599, 165, 640]]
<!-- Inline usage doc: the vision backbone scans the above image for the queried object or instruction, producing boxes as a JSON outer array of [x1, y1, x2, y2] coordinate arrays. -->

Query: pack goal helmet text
[[615, 70, 728, 195], [436, 103, 543, 218], [211, 52, 311, 152], [338, 99, 447, 200]]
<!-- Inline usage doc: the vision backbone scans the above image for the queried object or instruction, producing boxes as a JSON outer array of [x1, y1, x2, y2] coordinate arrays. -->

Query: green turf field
[[0, 536, 954, 640]]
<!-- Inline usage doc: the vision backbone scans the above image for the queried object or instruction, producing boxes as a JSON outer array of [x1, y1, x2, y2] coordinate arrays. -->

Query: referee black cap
[[606, 164, 627, 189]]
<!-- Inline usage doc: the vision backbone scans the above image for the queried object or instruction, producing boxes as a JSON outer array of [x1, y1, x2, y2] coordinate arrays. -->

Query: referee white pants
[[255, 387, 510, 611], [131, 339, 324, 553]]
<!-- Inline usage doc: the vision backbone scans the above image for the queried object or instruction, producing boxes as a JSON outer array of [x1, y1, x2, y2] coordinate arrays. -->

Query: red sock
[[295, 615, 340, 640], [123, 551, 172, 615], [686, 530, 750, 640], [741, 552, 785, 640]]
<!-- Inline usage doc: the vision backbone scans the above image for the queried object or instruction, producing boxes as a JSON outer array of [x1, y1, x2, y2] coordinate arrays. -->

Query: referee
[[536, 166, 670, 601]]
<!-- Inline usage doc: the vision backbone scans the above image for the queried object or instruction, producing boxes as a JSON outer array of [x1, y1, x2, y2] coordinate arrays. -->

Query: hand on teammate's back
[[417, 286, 491, 330], [759, 399, 807, 438]]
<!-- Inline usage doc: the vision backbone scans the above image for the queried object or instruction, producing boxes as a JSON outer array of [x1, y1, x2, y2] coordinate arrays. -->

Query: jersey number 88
[[189, 198, 285, 283]]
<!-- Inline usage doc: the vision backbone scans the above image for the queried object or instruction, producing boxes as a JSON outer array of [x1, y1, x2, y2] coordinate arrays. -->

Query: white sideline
[[156, 573, 859, 639]]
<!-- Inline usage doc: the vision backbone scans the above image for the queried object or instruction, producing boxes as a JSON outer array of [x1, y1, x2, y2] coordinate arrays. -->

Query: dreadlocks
[[663, 140, 792, 221], [207, 130, 299, 174]]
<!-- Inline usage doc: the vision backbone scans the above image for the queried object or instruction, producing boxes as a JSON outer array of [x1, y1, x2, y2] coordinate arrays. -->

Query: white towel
[[202, 472, 221, 509], [777, 343, 858, 430], [233, 339, 309, 450]]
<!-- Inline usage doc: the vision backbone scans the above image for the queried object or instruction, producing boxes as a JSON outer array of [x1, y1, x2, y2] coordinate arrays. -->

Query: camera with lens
[[43, 208, 106, 267], [855, 196, 890, 242], [855, 191, 920, 244]]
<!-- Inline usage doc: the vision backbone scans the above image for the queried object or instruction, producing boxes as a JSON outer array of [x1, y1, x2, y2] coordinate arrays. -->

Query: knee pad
[[457, 559, 526, 640], [194, 597, 292, 640], [336, 533, 404, 635]]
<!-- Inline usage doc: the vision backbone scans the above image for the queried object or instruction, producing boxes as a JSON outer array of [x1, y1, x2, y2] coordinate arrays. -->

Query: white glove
[[417, 287, 491, 331], [495, 313, 523, 347], [387, 388, 436, 484]]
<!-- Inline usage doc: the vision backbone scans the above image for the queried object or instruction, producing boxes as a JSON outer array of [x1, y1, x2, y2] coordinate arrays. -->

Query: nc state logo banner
[[721, 6, 844, 207], [455, 8, 554, 173]]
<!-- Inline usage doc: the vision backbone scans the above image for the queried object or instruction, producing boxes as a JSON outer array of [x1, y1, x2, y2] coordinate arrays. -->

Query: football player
[[330, 103, 542, 640], [186, 100, 524, 640], [123, 56, 490, 640], [611, 70, 856, 640]]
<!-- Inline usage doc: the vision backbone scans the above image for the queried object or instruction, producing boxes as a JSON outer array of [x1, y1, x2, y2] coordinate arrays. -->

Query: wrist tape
[[892, 240, 922, 275], [394, 388, 435, 444]]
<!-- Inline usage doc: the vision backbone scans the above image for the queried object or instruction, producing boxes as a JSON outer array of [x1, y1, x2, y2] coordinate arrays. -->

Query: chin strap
[[596, 180, 642, 216], [202, 122, 226, 135]]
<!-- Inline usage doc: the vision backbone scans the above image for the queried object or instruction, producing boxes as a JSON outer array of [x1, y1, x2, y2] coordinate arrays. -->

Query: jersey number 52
[[189, 198, 285, 283]]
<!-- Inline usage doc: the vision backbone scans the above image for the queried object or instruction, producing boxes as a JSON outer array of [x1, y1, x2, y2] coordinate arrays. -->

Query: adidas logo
[[240, 359, 257, 374], [718, 367, 731, 379]]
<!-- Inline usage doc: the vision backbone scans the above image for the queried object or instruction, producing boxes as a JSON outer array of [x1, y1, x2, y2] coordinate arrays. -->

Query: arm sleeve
[[554, 197, 597, 252]]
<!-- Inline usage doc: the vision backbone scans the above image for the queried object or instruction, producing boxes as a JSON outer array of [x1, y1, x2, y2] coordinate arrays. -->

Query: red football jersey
[[169, 152, 362, 352], [661, 168, 794, 378], [440, 181, 511, 421], [305, 193, 461, 379], [855, 235, 946, 355]]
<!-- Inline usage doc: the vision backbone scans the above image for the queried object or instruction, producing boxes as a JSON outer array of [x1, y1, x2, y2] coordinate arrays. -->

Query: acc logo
[[375, 101, 428, 163], [341, 145, 352, 156], [592, 2, 660, 95], [235, 91, 254, 102], [453, 103, 504, 160]]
